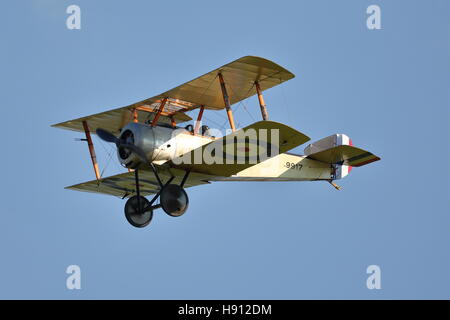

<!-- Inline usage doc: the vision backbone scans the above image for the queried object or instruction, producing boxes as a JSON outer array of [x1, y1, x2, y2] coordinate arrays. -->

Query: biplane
[[53, 56, 380, 228]]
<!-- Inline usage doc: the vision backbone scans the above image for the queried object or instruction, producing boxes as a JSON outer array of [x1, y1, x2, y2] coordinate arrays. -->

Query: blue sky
[[1, 0, 449, 299]]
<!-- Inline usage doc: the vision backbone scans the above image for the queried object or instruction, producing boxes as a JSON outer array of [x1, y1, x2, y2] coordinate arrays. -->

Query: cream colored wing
[[52, 105, 192, 136], [52, 56, 294, 135], [171, 121, 310, 177], [158, 55, 295, 110], [66, 167, 211, 198]]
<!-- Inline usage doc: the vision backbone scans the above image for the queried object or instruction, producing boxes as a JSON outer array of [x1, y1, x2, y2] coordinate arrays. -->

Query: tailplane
[[304, 134, 380, 180]]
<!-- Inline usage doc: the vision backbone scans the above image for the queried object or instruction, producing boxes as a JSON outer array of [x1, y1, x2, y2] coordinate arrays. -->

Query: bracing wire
[[96, 137, 122, 177]]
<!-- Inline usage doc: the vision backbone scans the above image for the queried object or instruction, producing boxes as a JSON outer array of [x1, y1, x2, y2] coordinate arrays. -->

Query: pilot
[[184, 124, 194, 134], [201, 125, 210, 136]]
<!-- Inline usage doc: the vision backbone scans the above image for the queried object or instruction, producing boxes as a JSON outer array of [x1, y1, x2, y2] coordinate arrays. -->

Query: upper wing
[[52, 56, 294, 135], [157, 55, 295, 110], [52, 105, 193, 136], [171, 121, 310, 177], [66, 167, 212, 198], [306, 145, 380, 167]]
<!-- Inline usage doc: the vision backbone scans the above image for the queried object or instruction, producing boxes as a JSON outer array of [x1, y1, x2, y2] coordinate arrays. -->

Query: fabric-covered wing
[[52, 105, 192, 136], [52, 56, 294, 135], [66, 167, 211, 198], [146, 55, 295, 110], [171, 121, 310, 177]]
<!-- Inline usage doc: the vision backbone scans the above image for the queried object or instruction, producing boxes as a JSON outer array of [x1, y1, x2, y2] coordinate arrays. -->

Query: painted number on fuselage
[[285, 162, 303, 171]]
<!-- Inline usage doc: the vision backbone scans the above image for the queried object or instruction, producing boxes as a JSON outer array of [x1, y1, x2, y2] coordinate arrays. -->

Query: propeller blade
[[96, 128, 148, 164], [96, 128, 119, 144]]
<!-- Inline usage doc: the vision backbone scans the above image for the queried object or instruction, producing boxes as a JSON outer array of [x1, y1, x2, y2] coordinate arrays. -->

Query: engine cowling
[[117, 122, 211, 169]]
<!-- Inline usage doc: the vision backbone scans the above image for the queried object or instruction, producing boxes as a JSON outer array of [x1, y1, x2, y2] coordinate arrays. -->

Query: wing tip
[[352, 155, 381, 167], [233, 55, 295, 79]]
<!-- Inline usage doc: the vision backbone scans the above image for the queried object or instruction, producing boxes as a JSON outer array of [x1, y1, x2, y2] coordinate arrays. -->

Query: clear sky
[[1, 0, 449, 299]]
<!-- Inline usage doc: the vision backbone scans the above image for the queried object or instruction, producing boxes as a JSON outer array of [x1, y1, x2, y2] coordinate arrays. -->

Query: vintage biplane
[[53, 56, 380, 228]]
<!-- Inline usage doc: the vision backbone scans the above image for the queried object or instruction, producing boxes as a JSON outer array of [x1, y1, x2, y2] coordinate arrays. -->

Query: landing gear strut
[[124, 168, 190, 228]]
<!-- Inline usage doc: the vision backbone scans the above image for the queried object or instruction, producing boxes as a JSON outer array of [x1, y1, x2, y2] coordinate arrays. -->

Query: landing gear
[[160, 184, 189, 217], [123, 168, 190, 228], [124, 196, 153, 228]]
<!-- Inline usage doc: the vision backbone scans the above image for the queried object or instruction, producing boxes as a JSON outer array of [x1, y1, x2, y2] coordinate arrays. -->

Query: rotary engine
[[117, 122, 171, 169], [115, 122, 208, 169]]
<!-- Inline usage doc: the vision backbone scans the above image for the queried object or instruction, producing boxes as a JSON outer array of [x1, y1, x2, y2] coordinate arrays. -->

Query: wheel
[[160, 184, 189, 217], [124, 195, 153, 228]]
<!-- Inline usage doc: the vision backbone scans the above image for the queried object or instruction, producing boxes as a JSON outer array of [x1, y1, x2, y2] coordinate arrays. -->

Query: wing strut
[[218, 73, 236, 131], [151, 97, 168, 127], [82, 121, 101, 180], [255, 81, 269, 121], [132, 108, 139, 123], [194, 105, 205, 134]]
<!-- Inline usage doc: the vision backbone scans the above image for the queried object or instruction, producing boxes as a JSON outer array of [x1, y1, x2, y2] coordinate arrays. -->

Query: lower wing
[[65, 167, 212, 198], [171, 120, 310, 177]]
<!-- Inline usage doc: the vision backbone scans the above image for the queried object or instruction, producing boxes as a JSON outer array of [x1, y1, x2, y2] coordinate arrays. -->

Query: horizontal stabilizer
[[306, 145, 380, 167]]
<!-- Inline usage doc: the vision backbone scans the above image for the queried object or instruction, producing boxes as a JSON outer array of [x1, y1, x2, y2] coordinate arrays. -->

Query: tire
[[160, 184, 189, 217], [124, 195, 153, 228]]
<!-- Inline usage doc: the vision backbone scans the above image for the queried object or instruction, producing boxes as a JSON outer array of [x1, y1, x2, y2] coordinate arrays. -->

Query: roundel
[[219, 138, 278, 164]]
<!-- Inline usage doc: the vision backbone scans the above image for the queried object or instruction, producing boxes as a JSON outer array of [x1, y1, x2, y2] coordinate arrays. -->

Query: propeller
[[96, 128, 120, 145], [96, 128, 148, 163]]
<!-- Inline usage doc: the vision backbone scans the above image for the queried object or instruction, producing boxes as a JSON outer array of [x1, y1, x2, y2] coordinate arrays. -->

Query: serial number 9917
[[285, 162, 303, 170]]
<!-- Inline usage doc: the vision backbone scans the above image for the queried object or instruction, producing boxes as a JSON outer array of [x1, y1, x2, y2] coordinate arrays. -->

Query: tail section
[[304, 134, 380, 180], [335, 163, 352, 179], [304, 134, 353, 155]]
